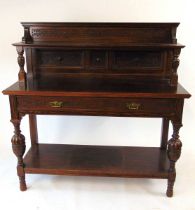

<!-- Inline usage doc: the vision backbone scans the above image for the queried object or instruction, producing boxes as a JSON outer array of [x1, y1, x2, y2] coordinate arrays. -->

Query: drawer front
[[37, 49, 84, 68], [112, 50, 166, 73], [17, 96, 175, 116], [89, 50, 108, 69]]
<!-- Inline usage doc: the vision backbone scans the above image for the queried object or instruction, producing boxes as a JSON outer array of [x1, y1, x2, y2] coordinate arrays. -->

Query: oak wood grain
[[24, 144, 169, 178]]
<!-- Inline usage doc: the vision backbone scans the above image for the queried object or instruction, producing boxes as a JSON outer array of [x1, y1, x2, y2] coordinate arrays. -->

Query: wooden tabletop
[[2, 76, 191, 98]]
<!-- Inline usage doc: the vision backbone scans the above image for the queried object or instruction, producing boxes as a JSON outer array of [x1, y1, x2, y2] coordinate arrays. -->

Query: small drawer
[[112, 50, 165, 73], [89, 50, 108, 69], [37, 49, 84, 68], [17, 96, 175, 117]]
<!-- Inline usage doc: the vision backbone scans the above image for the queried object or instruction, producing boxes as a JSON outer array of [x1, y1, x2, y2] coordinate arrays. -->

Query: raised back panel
[[21, 22, 179, 44], [19, 22, 183, 87]]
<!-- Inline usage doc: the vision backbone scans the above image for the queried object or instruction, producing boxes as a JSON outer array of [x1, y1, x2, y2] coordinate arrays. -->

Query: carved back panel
[[14, 22, 184, 87]]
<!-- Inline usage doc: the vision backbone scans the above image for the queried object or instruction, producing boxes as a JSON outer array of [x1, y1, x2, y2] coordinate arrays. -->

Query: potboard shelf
[[24, 143, 169, 179]]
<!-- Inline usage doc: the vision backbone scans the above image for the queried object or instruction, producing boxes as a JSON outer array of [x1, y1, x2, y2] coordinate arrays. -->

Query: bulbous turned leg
[[11, 119, 27, 191], [166, 121, 182, 197], [166, 161, 176, 197]]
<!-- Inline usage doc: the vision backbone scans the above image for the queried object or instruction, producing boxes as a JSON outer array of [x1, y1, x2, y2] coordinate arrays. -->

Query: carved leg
[[11, 118, 27, 191], [166, 121, 182, 197]]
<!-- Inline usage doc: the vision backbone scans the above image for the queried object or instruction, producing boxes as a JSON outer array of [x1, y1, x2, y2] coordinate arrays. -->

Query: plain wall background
[[0, 0, 194, 210]]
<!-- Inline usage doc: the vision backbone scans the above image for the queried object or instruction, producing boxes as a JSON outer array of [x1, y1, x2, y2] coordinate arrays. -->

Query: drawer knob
[[57, 56, 63, 62], [126, 102, 141, 110], [96, 57, 101, 62], [49, 101, 63, 108]]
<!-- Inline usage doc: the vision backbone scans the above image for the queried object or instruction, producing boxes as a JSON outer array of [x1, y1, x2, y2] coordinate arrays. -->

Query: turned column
[[170, 48, 181, 87], [16, 46, 26, 84], [166, 120, 182, 197], [9, 96, 27, 191]]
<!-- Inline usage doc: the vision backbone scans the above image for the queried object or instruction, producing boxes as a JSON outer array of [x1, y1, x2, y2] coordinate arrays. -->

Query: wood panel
[[24, 144, 169, 178], [29, 26, 172, 44], [111, 50, 166, 73]]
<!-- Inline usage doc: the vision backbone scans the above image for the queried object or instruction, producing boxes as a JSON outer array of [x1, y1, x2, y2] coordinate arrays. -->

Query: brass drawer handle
[[49, 101, 63, 108], [126, 102, 141, 110]]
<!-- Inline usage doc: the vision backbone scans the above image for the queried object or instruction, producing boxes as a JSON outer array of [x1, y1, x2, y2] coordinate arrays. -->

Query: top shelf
[[13, 42, 185, 48], [19, 22, 181, 45], [21, 22, 180, 26]]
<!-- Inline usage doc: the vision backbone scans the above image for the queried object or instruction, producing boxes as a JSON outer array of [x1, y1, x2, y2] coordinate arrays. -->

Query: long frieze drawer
[[112, 50, 166, 73], [17, 96, 175, 115], [36, 49, 84, 68]]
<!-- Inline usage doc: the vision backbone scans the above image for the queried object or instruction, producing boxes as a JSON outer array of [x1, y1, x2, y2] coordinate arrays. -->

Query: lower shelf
[[24, 144, 169, 179]]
